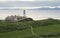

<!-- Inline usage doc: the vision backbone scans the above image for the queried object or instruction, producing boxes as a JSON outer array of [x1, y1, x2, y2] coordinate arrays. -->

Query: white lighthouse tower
[[23, 10, 26, 18]]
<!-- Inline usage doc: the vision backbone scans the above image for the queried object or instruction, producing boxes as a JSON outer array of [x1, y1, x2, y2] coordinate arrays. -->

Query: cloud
[[35, 0, 55, 1], [0, 0, 58, 1], [0, 6, 60, 10], [0, 1, 60, 7], [0, 1, 60, 9], [0, 0, 34, 1]]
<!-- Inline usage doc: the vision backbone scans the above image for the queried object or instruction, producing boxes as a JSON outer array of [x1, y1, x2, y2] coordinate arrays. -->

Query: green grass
[[0, 19, 60, 38], [48, 36, 60, 38], [0, 24, 60, 38]]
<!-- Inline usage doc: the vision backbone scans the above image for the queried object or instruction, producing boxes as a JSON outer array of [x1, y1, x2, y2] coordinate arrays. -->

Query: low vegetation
[[0, 18, 60, 38]]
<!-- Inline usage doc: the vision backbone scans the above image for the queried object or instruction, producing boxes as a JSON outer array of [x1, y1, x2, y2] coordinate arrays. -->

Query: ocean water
[[0, 10, 60, 20]]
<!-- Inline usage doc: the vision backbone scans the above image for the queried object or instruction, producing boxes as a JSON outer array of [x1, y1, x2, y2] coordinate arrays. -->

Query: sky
[[0, 0, 57, 1], [0, 1, 60, 9], [0, 0, 60, 20], [0, 0, 59, 9]]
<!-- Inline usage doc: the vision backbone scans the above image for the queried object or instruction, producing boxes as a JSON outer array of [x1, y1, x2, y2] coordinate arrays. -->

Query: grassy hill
[[0, 18, 60, 38]]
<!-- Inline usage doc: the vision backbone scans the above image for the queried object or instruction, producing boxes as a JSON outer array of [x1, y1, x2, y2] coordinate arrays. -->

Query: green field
[[0, 19, 60, 38]]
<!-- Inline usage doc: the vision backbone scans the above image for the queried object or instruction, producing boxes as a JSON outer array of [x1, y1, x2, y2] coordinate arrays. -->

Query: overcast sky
[[0, 0, 59, 9], [0, 0, 60, 20], [0, 0, 57, 1], [0, 0, 59, 10]]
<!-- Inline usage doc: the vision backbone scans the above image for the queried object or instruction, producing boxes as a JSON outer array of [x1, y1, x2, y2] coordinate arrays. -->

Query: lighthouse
[[23, 10, 26, 18]]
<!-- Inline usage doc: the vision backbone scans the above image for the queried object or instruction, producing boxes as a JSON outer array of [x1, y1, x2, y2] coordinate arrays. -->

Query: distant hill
[[30, 8, 60, 10]]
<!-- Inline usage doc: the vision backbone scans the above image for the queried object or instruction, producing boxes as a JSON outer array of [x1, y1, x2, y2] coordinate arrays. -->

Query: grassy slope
[[0, 19, 60, 38], [0, 24, 60, 38], [48, 36, 60, 38]]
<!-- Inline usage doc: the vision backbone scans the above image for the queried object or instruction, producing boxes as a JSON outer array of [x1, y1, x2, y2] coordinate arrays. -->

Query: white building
[[5, 15, 26, 22], [5, 10, 27, 22]]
